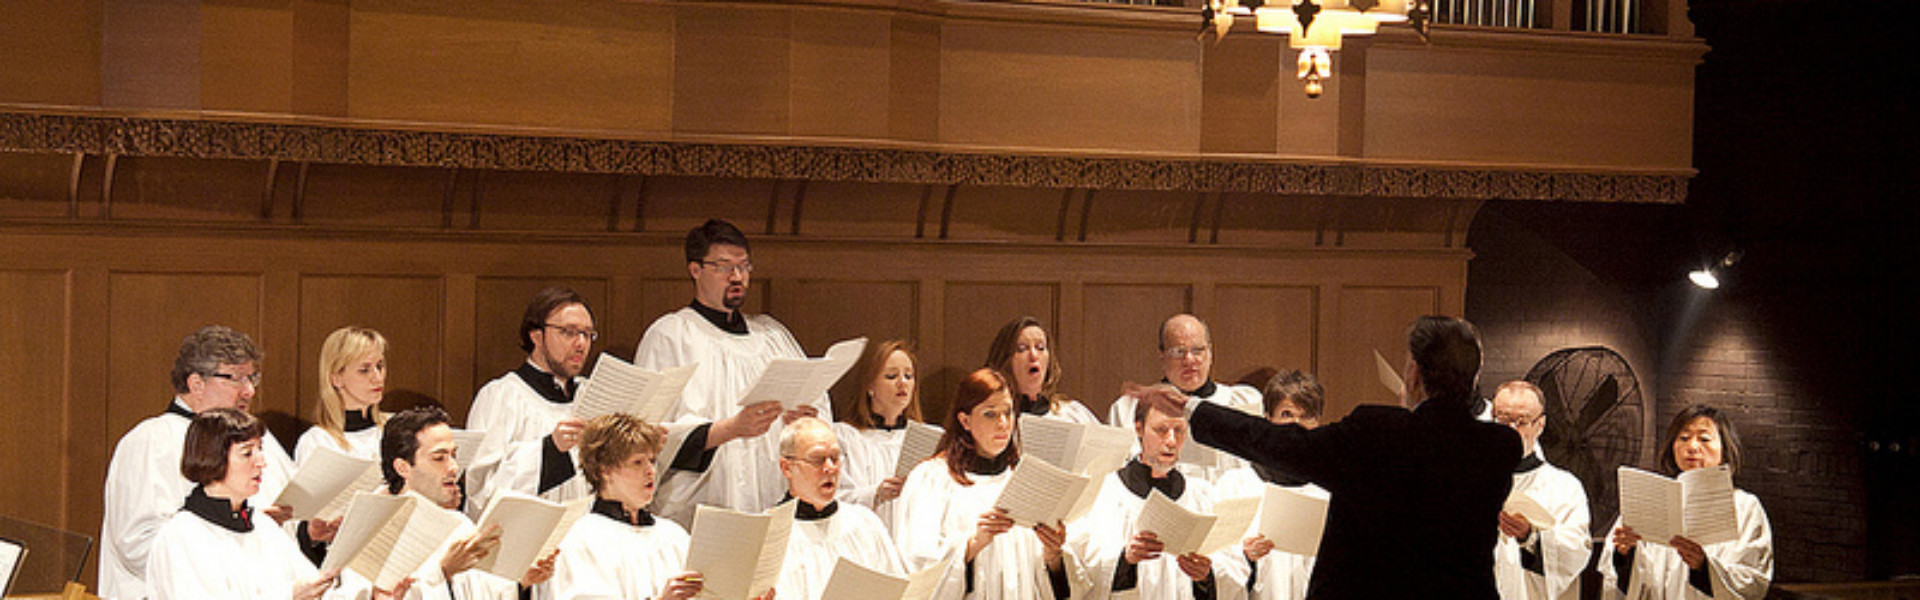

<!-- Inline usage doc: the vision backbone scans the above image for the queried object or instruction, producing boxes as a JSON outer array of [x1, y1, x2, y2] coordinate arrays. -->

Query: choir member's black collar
[[1515, 450, 1545, 474], [184, 485, 254, 533], [512, 362, 576, 405], [872, 413, 909, 431], [779, 494, 839, 521], [343, 407, 378, 432], [1164, 378, 1218, 400], [965, 450, 1014, 477], [163, 398, 195, 419], [1118, 458, 1186, 500], [1252, 462, 1312, 488], [1017, 393, 1051, 416], [689, 300, 749, 336], [590, 497, 655, 527]]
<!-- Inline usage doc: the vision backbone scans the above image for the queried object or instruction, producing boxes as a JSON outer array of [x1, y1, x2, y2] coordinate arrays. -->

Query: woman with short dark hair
[[1600, 405, 1774, 599]]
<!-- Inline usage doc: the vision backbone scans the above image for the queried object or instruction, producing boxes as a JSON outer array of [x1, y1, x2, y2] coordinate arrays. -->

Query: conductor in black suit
[[1145, 315, 1521, 599]]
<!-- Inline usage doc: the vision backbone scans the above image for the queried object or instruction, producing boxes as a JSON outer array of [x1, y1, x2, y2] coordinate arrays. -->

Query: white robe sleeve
[[894, 462, 961, 572], [100, 418, 189, 598], [1704, 492, 1773, 599], [1537, 470, 1593, 600]]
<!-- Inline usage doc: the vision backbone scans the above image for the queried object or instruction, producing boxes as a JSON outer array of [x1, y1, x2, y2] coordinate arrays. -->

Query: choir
[[96, 219, 1775, 600]]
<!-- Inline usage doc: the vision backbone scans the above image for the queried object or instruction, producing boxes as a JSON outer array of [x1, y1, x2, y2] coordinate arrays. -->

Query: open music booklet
[[1133, 490, 1262, 556], [1503, 490, 1557, 529], [1617, 465, 1738, 546], [471, 492, 592, 580], [323, 492, 466, 589], [572, 353, 697, 423], [1016, 415, 1133, 477], [993, 457, 1100, 528], [274, 444, 383, 521], [1255, 484, 1330, 557], [893, 421, 945, 480], [737, 338, 866, 411], [686, 501, 797, 600], [818, 555, 954, 600]]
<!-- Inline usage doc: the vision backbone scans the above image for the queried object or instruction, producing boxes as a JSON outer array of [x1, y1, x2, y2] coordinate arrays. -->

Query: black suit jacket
[[1190, 399, 1522, 599]]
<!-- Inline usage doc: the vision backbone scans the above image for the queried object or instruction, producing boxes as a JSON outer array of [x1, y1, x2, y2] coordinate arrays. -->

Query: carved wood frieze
[[0, 110, 1686, 203]]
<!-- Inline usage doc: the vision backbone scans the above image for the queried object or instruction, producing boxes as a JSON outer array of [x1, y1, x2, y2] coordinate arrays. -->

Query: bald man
[[1489, 381, 1590, 600], [774, 418, 915, 600], [1108, 314, 1264, 483]]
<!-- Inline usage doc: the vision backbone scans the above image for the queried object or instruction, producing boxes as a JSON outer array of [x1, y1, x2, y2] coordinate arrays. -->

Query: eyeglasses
[[1162, 346, 1210, 360], [1494, 413, 1544, 428], [699, 260, 754, 276], [543, 324, 600, 343], [783, 452, 843, 469], [205, 371, 262, 387]]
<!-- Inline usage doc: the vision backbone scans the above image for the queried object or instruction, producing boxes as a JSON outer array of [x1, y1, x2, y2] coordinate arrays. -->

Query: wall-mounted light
[[1689, 250, 1743, 290]]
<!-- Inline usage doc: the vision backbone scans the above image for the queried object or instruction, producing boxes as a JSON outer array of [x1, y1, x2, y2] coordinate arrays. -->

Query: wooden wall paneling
[[944, 185, 1067, 242], [0, 152, 76, 219], [673, 4, 792, 135], [1200, 32, 1282, 155], [1324, 285, 1443, 420], [638, 176, 781, 236], [298, 164, 468, 229], [0, 0, 104, 106], [108, 157, 270, 223], [297, 275, 447, 426], [100, 0, 201, 110], [67, 267, 110, 587], [0, 270, 74, 530], [790, 8, 892, 140], [290, 0, 350, 117], [104, 272, 264, 444], [260, 270, 303, 448], [201, 0, 294, 114], [442, 274, 478, 423], [1080, 189, 1200, 246], [469, 277, 609, 425], [886, 14, 940, 143], [1211, 284, 1319, 387], [791, 181, 924, 240], [932, 282, 1057, 419], [1331, 196, 1456, 249], [472, 170, 621, 232], [773, 279, 920, 417], [1077, 283, 1193, 419], [1213, 194, 1328, 248]]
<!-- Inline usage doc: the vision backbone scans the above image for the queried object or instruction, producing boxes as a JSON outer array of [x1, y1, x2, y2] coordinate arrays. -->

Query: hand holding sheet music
[[323, 492, 466, 589], [1256, 484, 1330, 557], [993, 458, 1095, 527], [686, 502, 796, 600], [1503, 490, 1556, 529], [738, 338, 866, 410], [471, 492, 592, 581], [572, 354, 696, 423], [275, 444, 383, 521], [1132, 491, 1261, 557], [1617, 465, 1738, 546]]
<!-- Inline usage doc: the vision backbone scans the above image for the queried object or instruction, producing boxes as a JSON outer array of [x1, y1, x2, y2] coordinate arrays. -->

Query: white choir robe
[[1494, 454, 1592, 600], [1599, 490, 1773, 600], [463, 369, 591, 520], [896, 459, 1090, 600], [1212, 468, 1322, 600], [295, 424, 382, 465], [1106, 383, 1261, 484], [1068, 468, 1249, 600], [777, 501, 912, 600], [145, 505, 350, 600], [100, 399, 296, 600], [634, 307, 830, 526], [542, 511, 690, 600], [832, 422, 909, 532]]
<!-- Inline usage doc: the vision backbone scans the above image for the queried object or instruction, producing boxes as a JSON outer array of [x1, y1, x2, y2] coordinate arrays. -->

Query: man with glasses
[[1107, 314, 1264, 483], [1488, 380, 1591, 600], [635, 219, 822, 526], [101, 325, 298, 600], [774, 417, 909, 600], [464, 286, 611, 516]]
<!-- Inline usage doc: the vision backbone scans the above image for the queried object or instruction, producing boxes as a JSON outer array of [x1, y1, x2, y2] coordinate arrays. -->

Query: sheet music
[[275, 444, 382, 520], [1016, 415, 1076, 470], [1196, 496, 1260, 556], [338, 494, 464, 589], [1504, 490, 1557, 529], [738, 338, 866, 410], [1256, 484, 1329, 556], [894, 422, 945, 480], [1617, 466, 1682, 544], [449, 429, 488, 458], [1373, 349, 1406, 399], [573, 354, 697, 423], [686, 502, 795, 600], [901, 554, 955, 600], [1017, 415, 1131, 476], [1178, 441, 1221, 469], [473, 493, 589, 580], [0, 536, 25, 596], [819, 557, 908, 600], [1133, 489, 1218, 556], [1074, 425, 1135, 476], [653, 421, 700, 484], [1679, 465, 1739, 545], [993, 458, 1090, 527]]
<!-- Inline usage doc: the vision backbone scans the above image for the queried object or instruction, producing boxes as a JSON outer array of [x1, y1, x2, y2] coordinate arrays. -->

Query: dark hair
[[171, 325, 264, 393], [1262, 369, 1325, 420], [1657, 404, 1744, 477], [1407, 316, 1482, 412], [937, 368, 1019, 485], [983, 316, 1067, 407], [684, 219, 752, 264], [181, 408, 266, 485], [840, 340, 925, 430], [519, 286, 591, 353], [1127, 382, 1189, 425], [579, 413, 664, 493], [381, 406, 452, 494]]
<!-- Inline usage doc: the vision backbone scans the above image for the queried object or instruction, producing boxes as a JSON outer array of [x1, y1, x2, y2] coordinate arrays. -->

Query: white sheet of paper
[[893, 421, 945, 480], [0, 537, 25, 596], [275, 444, 382, 521], [1618, 466, 1681, 544], [1178, 441, 1221, 469], [1197, 496, 1261, 556], [339, 494, 464, 589], [1017, 415, 1076, 471], [1134, 489, 1218, 556], [994, 457, 1090, 527], [1679, 465, 1739, 545], [737, 338, 865, 410], [573, 354, 697, 423], [1017, 415, 1132, 476], [1374, 349, 1406, 399], [1074, 425, 1135, 476], [901, 554, 955, 600], [686, 501, 796, 600], [1620, 465, 1738, 546], [1257, 484, 1329, 557], [819, 557, 907, 600], [323, 492, 405, 574], [449, 429, 488, 459], [472, 492, 591, 580], [1504, 490, 1557, 529]]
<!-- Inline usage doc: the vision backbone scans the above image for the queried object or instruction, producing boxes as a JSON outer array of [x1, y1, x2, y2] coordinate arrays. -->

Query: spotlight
[[1688, 269, 1720, 289]]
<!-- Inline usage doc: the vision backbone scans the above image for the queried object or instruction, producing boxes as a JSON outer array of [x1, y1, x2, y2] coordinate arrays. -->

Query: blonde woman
[[296, 326, 390, 465], [831, 340, 926, 531]]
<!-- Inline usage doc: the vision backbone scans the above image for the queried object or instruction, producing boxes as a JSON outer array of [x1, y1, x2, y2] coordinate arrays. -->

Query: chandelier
[[1202, 0, 1432, 98]]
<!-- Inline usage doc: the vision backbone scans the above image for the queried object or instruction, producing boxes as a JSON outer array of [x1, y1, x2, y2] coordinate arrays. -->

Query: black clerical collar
[[1515, 450, 1545, 474], [591, 497, 655, 527], [343, 407, 377, 432], [512, 362, 576, 405], [1118, 458, 1186, 500], [780, 494, 840, 521], [1017, 393, 1051, 416], [1164, 378, 1218, 399], [1253, 462, 1312, 487], [964, 450, 1014, 476], [872, 414, 909, 431], [184, 485, 254, 533], [689, 300, 749, 336], [163, 399, 195, 419]]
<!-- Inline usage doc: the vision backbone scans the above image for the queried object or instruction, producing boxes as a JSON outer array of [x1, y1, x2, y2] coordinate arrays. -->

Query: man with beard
[[464, 286, 603, 515], [635, 219, 823, 525]]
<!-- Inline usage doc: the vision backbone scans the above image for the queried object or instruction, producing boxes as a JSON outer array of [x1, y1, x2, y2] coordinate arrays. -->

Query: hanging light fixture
[[1210, 0, 1420, 98]]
